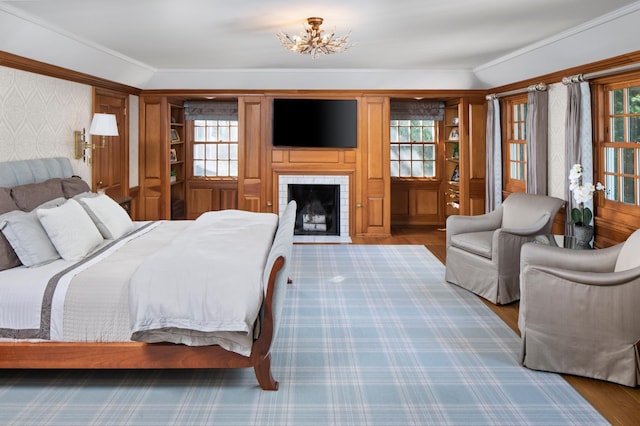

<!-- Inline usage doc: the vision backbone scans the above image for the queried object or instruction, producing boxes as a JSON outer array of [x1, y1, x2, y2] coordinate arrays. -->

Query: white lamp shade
[[89, 113, 119, 136]]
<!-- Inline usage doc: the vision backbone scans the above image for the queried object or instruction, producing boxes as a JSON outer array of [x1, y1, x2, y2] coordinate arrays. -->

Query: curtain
[[525, 87, 548, 195], [184, 101, 238, 121], [390, 101, 445, 121], [564, 81, 593, 235], [485, 97, 502, 212]]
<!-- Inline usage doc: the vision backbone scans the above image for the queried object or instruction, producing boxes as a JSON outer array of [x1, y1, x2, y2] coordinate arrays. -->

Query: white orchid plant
[[568, 164, 605, 227]]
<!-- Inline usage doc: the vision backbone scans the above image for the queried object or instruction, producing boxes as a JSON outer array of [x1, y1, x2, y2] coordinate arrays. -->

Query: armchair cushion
[[614, 229, 640, 272], [450, 231, 493, 259]]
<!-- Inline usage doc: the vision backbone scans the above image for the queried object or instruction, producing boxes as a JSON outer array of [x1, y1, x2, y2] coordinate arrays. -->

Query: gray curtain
[[564, 81, 584, 235], [390, 101, 445, 121], [525, 87, 548, 195], [485, 97, 502, 212], [184, 101, 238, 121]]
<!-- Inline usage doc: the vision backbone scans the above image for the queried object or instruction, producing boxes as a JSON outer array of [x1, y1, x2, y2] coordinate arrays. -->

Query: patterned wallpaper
[[0, 65, 92, 182]]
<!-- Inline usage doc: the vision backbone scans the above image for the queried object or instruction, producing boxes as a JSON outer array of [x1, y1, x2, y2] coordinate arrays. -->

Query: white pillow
[[78, 194, 134, 239], [37, 199, 103, 261], [0, 198, 66, 267]]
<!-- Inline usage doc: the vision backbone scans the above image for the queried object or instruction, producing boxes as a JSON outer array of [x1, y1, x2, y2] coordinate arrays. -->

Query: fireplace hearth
[[288, 184, 339, 236]]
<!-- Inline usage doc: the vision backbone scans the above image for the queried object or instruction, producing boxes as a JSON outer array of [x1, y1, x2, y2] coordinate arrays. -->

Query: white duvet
[[128, 209, 278, 356]]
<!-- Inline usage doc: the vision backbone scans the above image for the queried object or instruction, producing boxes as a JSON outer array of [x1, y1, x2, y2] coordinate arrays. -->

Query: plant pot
[[574, 225, 594, 249]]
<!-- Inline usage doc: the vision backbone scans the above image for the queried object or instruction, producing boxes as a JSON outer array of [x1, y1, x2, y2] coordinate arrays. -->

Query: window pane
[[390, 145, 399, 161], [424, 145, 435, 160], [399, 144, 411, 160], [205, 160, 216, 176], [622, 148, 635, 174], [622, 176, 635, 204], [218, 144, 229, 160], [193, 144, 205, 159], [229, 160, 238, 177], [194, 127, 205, 141], [411, 127, 422, 142], [230, 125, 238, 141], [424, 162, 435, 177], [605, 147, 618, 173], [412, 145, 423, 160], [229, 144, 238, 160], [219, 126, 230, 141], [390, 126, 398, 143], [612, 89, 624, 114], [400, 161, 411, 177], [205, 144, 217, 159], [605, 174, 618, 200], [630, 116, 640, 142], [628, 86, 640, 113], [422, 127, 434, 141], [513, 122, 519, 140], [520, 123, 527, 140], [194, 160, 205, 177], [411, 162, 423, 177], [206, 126, 217, 141], [398, 126, 410, 142], [612, 117, 624, 142], [390, 162, 399, 177], [218, 161, 229, 176]]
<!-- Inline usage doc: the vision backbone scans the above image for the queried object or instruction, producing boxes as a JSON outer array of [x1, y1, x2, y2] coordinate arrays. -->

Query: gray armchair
[[445, 193, 564, 304], [518, 229, 640, 387]]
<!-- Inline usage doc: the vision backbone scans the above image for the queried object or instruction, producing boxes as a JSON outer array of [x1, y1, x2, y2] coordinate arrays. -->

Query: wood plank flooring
[[350, 225, 640, 426]]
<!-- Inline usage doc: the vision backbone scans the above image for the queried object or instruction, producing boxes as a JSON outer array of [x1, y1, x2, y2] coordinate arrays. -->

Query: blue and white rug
[[0, 245, 607, 425]]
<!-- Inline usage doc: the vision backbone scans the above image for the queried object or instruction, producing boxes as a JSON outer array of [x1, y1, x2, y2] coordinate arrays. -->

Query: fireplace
[[278, 175, 350, 242], [288, 184, 339, 236]]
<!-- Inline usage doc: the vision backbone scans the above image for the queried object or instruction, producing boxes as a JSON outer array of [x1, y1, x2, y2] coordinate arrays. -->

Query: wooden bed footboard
[[0, 255, 287, 391]]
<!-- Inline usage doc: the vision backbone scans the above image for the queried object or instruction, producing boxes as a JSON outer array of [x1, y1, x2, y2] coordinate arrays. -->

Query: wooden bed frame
[[0, 157, 295, 391], [0, 256, 288, 390]]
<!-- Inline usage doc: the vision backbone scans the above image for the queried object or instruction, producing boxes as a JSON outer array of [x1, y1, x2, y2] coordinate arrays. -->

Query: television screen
[[273, 99, 357, 148]]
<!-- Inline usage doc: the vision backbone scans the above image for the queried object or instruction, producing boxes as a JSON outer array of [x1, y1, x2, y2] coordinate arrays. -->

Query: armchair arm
[[521, 242, 622, 273], [501, 213, 550, 236], [527, 264, 640, 286], [446, 206, 503, 247]]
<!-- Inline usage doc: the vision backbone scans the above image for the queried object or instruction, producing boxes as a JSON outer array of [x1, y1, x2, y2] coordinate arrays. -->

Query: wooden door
[[93, 88, 128, 198]]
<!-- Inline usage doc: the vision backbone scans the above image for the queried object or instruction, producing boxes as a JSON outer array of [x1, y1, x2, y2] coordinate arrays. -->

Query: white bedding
[[129, 209, 278, 356], [0, 209, 279, 356]]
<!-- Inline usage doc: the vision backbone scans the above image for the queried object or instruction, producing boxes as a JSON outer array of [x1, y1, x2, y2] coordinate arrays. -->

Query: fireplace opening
[[288, 184, 340, 236]]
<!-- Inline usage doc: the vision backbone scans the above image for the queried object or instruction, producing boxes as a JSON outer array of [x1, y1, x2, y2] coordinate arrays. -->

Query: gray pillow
[[61, 176, 91, 198], [0, 198, 66, 267], [10, 178, 65, 211], [0, 188, 21, 270], [0, 187, 19, 214]]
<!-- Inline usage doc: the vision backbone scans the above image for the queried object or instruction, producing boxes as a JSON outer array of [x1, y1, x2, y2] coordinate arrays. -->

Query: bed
[[0, 157, 296, 390]]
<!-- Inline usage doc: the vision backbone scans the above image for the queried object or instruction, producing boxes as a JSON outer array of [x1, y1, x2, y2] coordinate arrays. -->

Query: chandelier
[[276, 17, 351, 59]]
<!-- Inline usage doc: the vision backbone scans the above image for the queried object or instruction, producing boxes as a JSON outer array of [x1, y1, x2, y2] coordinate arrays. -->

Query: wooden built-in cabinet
[[138, 96, 187, 220]]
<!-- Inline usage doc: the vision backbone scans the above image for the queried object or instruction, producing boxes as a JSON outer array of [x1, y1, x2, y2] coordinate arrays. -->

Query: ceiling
[[1, 0, 639, 89]]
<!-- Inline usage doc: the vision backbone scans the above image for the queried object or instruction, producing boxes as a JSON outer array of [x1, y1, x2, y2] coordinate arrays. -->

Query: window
[[192, 120, 238, 178], [503, 95, 528, 192], [602, 83, 640, 205], [390, 120, 437, 178]]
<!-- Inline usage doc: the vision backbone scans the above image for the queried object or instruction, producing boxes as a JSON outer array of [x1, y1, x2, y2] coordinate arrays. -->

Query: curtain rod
[[486, 83, 547, 100], [563, 62, 640, 84]]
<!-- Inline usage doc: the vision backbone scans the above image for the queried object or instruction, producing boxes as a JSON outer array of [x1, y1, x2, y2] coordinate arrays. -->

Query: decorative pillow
[[61, 176, 91, 198], [0, 187, 21, 271], [10, 178, 65, 211], [0, 198, 66, 267], [614, 229, 640, 272], [78, 194, 134, 239], [0, 187, 19, 214], [37, 199, 103, 261]]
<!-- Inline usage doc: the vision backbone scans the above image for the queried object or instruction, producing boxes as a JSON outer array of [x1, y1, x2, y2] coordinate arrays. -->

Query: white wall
[[0, 65, 92, 182]]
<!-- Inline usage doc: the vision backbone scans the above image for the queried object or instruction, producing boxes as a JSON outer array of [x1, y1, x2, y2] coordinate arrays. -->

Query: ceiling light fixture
[[276, 17, 351, 59]]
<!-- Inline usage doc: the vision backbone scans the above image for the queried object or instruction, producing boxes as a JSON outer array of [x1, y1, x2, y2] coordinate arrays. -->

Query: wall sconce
[[74, 113, 119, 160]]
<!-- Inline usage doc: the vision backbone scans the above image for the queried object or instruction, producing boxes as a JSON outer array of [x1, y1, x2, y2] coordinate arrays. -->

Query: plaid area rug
[[0, 245, 606, 426]]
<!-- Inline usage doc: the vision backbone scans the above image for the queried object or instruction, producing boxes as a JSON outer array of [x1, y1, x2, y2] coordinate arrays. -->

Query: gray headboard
[[0, 158, 74, 188]]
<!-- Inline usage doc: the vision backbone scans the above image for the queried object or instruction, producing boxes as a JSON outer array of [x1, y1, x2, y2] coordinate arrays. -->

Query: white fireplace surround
[[278, 175, 351, 243]]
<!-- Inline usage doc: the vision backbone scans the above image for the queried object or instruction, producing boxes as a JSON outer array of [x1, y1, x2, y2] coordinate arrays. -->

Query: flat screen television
[[272, 99, 357, 148]]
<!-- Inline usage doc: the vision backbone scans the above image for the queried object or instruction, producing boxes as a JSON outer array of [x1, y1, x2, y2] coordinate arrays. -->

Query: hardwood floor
[[350, 225, 640, 426]]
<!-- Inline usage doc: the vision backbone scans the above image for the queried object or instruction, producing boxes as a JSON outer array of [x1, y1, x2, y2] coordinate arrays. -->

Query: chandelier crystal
[[276, 17, 351, 59]]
